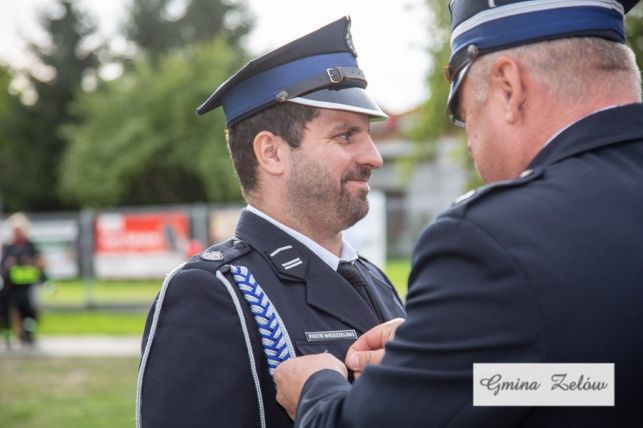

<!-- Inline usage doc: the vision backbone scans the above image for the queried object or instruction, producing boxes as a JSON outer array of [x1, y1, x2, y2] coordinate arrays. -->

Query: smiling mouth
[[343, 178, 371, 195], [346, 180, 370, 189], [342, 167, 372, 184]]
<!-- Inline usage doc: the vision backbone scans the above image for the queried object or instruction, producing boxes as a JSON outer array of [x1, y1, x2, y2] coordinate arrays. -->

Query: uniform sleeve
[[296, 216, 545, 428], [138, 267, 264, 428]]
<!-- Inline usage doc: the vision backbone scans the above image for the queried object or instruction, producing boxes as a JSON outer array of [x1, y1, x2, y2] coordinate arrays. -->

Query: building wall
[[372, 136, 468, 257]]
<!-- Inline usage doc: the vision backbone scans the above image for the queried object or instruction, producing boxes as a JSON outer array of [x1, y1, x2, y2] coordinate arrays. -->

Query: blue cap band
[[197, 17, 386, 126], [446, 0, 630, 126], [451, 1, 625, 59], [221, 52, 358, 125]]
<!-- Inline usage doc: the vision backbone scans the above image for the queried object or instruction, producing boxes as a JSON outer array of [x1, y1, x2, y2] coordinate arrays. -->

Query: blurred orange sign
[[95, 212, 188, 254], [94, 211, 190, 279]]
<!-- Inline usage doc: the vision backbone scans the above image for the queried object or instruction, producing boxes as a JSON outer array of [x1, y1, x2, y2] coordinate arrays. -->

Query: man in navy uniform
[[275, 1, 643, 427], [136, 17, 406, 428]]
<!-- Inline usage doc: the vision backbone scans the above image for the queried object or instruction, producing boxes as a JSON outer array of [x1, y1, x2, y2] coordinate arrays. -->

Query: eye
[[456, 105, 466, 125], [334, 131, 353, 143]]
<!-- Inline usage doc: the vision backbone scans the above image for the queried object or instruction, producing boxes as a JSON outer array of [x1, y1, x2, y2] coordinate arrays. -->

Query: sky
[[0, 0, 433, 114]]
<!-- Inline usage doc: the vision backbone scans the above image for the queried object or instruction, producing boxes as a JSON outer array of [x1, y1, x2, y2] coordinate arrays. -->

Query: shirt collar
[[246, 205, 358, 270]]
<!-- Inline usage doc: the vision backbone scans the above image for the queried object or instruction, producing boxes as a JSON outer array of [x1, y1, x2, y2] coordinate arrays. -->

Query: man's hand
[[275, 353, 347, 420], [345, 317, 405, 379]]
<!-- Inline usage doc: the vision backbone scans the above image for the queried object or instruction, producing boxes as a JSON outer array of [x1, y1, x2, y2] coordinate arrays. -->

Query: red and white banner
[[94, 212, 190, 279]]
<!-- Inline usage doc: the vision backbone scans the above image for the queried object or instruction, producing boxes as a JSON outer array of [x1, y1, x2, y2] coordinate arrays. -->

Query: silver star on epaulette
[[200, 250, 224, 261]]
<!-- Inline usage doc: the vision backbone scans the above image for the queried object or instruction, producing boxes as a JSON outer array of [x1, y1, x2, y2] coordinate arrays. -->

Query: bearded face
[[287, 152, 372, 233]]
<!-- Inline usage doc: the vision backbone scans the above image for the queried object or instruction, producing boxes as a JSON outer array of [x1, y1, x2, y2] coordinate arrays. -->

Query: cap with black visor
[[196, 16, 387, 127], [446, 0, 639, 127]]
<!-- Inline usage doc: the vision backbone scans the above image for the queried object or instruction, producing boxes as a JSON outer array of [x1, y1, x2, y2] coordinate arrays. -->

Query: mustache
[[342, 167, 372, 183]]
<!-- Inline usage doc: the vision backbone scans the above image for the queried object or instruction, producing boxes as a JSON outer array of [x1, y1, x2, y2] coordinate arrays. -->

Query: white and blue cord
[[216, 269, 267, 428], [230, 264, 296, 376], [137, 263, 293, 428]]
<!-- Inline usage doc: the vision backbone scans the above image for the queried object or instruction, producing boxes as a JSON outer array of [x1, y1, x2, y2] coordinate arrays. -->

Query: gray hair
[[8, 212, 30, 233], [469, 37, 642, 105]]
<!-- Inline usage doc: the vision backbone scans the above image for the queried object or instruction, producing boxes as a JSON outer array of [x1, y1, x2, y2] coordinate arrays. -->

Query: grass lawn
[[0, 260, 412, 428], [35, 259, 410, 336], [36, 280, 158, 336], [41, 259, 410, 308], [40, 279, 160, 306], [38, 311, 148, 336], [386, 258, 410, 299], [0, 357, 139, 428]]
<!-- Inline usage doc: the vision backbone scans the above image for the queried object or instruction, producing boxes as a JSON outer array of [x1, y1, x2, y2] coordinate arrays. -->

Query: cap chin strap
[[446, 45, 480, 127], [275, 66, 367, 102]]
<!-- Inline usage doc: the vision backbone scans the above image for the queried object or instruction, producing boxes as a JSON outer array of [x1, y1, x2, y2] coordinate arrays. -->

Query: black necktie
[[337, 261, 382, 321]]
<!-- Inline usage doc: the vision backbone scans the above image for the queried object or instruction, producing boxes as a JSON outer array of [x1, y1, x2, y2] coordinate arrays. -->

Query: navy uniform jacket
[[136, 209, 405, 428], [295, 104, 643, 428]]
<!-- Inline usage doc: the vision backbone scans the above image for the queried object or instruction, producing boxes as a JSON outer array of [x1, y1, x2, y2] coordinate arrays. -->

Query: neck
[[528, 93, 639, 156], [540, 89, 640, 146], [248, 195, 343, 256]]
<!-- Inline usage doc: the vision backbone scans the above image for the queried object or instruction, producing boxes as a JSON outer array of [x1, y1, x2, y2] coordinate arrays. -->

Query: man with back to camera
[[275, 1, 643, 427], [136, 17, 406, 428]]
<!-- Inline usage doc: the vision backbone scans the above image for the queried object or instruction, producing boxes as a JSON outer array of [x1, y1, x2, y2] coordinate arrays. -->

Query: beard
[[287, 152, 371, 233]]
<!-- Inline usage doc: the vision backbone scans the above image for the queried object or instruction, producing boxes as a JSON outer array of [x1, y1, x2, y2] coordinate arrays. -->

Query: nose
[[357, 135, 383, 170]]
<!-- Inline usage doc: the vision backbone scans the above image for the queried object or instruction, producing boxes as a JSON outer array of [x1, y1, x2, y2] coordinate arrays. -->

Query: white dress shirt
[[246, 205, 358, 271]]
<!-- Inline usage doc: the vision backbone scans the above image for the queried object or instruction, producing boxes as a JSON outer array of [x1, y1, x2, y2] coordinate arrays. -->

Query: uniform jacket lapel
[[530, 103, 643, 169], [235, 209, 380, 333], [304, 261, 380, 333], [355, 261, 403, 322]]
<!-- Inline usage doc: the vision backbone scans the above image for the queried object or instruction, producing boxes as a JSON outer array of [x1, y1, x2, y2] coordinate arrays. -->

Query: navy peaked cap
[[446, 0, 640, 126], [197, 16, 386, 126]]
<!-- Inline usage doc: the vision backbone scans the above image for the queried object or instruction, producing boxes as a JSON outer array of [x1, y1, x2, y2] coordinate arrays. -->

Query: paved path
[[0, 336, 141, 358]]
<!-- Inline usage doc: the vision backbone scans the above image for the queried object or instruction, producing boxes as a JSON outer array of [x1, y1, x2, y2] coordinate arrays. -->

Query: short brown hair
[[225, 102, 320, 195]]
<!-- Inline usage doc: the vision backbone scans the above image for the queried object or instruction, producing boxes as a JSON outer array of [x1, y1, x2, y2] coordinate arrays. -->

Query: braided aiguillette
[[230, 265, 295, 375]]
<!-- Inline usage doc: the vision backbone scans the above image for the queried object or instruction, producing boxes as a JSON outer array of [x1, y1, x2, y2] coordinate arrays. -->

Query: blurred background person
[[1, 212, 46, 347]]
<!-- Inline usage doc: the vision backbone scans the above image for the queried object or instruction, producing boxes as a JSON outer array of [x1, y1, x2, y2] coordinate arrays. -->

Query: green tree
[[60, 39, 243, 207], [177, 0, 253, 46], [414, 0, 453, 144], [125, 0, 180, 62], [0, 67, 23, 211], [0, 0, 97, 211], [626, 3, 643, 73], [0, 67, 13, 156], [0, 65, 37, 212], [125, 0, 253, 63], [413, 0, 480, 188]]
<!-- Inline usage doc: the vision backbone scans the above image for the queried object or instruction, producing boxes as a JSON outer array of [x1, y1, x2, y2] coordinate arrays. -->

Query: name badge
[[305, 329, 357, 342]]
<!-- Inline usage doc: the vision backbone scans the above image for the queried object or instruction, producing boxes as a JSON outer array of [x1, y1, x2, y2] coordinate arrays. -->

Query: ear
[[490, 56, 527, 125], [253, 131, 289, 177]]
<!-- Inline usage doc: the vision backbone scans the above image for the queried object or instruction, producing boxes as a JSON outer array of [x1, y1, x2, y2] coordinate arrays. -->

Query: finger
[[346, 349, 385, 372], [349, 317, 405, 354], [345, 318, 404, 370], [348, 325, 387, 354]]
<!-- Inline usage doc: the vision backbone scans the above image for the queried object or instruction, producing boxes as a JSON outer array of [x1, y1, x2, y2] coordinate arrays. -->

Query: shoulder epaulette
[[448, 166, 544, 215], [183, 238, 251, 273]]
